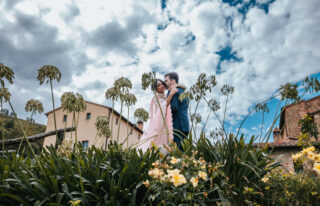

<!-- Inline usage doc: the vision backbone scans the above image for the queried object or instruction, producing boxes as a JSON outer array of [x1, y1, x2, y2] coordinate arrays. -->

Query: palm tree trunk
[[117, 101, 123, 143], [50, 80, 59, 148]]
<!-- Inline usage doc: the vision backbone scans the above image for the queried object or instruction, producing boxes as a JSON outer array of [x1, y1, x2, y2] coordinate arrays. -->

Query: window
[[86, 113, 91, 120], [130, 128, 133, 135], [108, 112, 111, 121], [116, 118, 118, 125], [63, 115, 67, 122], [138, 134, 141, 140], [82, 141, 89, 150]]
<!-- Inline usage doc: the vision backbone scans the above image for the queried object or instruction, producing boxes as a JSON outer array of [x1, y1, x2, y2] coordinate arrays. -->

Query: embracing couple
[[138, 72, 190, 152]]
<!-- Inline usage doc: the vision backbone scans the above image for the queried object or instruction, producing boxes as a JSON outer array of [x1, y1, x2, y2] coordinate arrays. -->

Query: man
[[165, 72, 190, 150]]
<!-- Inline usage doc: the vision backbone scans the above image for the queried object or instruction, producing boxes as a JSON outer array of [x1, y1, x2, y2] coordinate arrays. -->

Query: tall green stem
[[126, 107, 130, 148], [110, 101, 114, 142], [117, 101, 123, 143], [7, 99, 44, 174], [17, 111, 34, 154], [1, 100, 4, 154], [50, 80, 59, 148]]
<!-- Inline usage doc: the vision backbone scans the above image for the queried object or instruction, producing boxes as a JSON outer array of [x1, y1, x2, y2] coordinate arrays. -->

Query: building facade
[[43, 101, 143, 150], [271, 95, 320, 171]]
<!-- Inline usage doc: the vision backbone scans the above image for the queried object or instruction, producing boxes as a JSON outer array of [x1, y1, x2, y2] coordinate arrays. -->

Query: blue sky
[[0, 0, 319, 142]]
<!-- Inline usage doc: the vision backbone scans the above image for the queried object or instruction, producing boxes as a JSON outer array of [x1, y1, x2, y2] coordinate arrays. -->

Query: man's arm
[[170, 89, 182, 113]]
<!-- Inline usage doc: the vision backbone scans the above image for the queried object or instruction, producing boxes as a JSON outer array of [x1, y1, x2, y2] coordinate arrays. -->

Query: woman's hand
[[171, 87, 178, 95]]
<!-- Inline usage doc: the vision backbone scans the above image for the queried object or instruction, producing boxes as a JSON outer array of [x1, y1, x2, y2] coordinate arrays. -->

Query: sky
[[0, 0, 319, 141]]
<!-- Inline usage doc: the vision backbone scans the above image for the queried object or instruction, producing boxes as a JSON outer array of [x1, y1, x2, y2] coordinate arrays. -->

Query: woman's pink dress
[[137, 93, 174, 153]]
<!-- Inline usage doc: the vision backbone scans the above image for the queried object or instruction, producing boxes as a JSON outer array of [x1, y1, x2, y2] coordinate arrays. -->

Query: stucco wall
[[43, 102, 142, 149]]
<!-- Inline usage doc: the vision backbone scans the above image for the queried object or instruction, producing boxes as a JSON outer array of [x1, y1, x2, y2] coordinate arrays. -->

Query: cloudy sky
[[0, 0, 319, 140]]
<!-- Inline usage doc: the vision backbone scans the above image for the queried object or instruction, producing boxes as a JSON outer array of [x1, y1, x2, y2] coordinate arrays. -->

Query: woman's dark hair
[[152, 79, 167, 92]]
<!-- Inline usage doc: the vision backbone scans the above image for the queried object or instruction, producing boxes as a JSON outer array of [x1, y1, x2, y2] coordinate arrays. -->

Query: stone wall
[[270, 147, 301, 172]]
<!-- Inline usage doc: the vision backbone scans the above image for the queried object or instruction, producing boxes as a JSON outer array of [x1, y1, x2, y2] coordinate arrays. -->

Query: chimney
[[137, 121, 143, 131]]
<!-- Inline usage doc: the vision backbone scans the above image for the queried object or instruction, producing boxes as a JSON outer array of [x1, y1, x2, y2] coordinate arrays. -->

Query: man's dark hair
[[165, 72, 179, 83]]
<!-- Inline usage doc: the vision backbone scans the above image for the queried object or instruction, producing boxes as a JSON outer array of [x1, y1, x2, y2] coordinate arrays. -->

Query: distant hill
[[0, 114, 46, 154]]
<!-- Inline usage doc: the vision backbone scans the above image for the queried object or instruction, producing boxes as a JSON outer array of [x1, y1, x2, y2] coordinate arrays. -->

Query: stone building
[[270, 95, 320, 171], [43, 101, 143, 150]]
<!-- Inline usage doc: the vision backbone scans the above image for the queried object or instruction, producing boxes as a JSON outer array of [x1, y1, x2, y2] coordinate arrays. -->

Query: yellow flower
[[314, 154, 320, 162], [69, 200, 81, 206], [308, 152, 316, 160], [198, 171, 208, 181], [142, 180, 149, 188], [201, 164, 206, 170], [199, 157, 206, 165], [169, 173, 187, 187], [261, 177, 269, 183], [291, 153, 302, 161], [167, 169, 180, 177], [313, 163, 320, 175], [148, 168, 164, 179], [311, 191, 318, 195], [306, 146, 315, 152], [265, 186, 270, 190], [152, 160, 160, 167], [190, 176, 199, 187], [170, 157, 180, 164], [193, 160, 198, 165]]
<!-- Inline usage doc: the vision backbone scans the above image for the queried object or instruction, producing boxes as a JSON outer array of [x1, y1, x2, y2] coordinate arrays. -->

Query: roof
[[252, 141, 300, 149], [45, 100, 143, 133], [282, 95, 320, 110]]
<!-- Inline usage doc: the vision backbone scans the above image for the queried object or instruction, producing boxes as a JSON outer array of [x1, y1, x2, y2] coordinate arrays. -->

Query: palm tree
[[105, 87, 119, 142], [37, 65, 61, 148], [123, 93, 137, 147], [17, 99, 44, 154]]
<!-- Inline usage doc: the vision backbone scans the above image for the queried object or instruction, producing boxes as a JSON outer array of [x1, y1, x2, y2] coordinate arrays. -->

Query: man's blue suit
[[167, 87, 190, 150]]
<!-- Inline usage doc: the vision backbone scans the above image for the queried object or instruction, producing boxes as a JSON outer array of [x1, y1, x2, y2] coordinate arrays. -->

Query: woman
[[137, 79, 185, 153]]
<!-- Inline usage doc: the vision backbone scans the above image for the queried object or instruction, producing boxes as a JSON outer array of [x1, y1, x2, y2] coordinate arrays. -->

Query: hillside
[[0, 114, 46, 153]]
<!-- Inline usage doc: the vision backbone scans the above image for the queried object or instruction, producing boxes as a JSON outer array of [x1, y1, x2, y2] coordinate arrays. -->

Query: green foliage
[[181, 134, 279, 204], [0, 142, 161, 205], [263, 169, 320, 205]]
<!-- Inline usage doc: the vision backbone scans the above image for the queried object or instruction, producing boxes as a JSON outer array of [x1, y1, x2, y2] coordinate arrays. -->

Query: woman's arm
[[166, 88, 178, 106]]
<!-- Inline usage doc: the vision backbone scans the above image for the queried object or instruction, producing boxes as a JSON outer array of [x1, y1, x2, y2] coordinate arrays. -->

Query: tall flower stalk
[[123, 93, 137, 147], [114, 77, 132, 143], [105, 87, 119, 142], [94, 115, 111, 148], [37, 65, 61, 148], [17, 99, 44, 154], [0, 62, 45, 175]]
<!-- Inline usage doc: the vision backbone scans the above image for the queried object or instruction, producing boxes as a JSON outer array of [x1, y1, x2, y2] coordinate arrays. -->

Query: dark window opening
[[86, 113, 91, 120], [63, 115, 67, 122], [138, 134, 141, 140], [116, 118, 118, 125], [82, 141, 89, 150], [130, 128, 133, 135]]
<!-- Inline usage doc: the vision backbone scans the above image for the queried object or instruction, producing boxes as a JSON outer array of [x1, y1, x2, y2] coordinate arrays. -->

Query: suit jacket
[[167, 88, 190, 132]]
